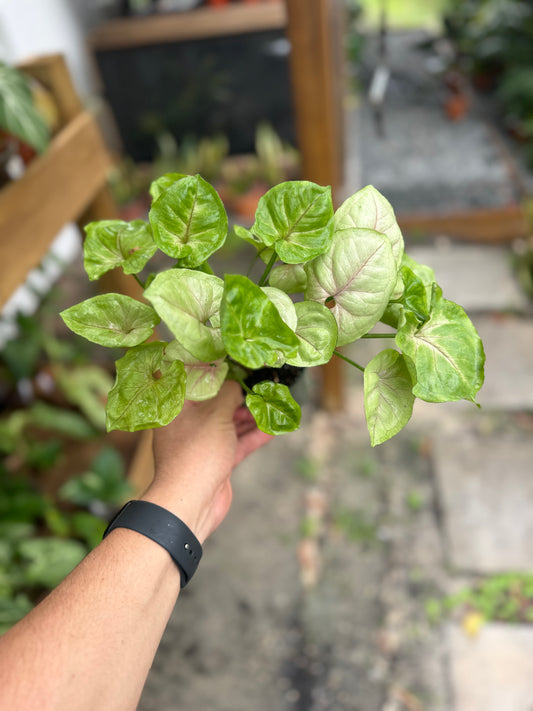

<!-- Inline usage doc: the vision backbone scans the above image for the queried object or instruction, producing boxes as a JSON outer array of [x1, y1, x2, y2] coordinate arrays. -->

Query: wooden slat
[[285, 0, 346, 412], [90, 2, 287, 50], [0, 111, 112, 308], [398, 204, 530, 243]]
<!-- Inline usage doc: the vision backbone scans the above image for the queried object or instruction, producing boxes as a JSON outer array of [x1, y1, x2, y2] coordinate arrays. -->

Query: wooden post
[[285, 0, 346, 411]]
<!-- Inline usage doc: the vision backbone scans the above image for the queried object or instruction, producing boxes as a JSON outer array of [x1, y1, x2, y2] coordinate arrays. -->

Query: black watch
[[103, 500, 203, 588]]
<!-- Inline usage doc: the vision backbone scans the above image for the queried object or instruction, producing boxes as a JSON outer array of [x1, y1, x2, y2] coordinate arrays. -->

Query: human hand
[[142, 381, 273, 543]]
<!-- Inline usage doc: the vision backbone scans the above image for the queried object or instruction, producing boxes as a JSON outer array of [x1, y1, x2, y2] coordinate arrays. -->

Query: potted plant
[[60, 174, 484, 446]]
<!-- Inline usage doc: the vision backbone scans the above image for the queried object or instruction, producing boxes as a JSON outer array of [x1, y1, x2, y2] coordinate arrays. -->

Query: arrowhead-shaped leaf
[[106, 342, 186, 431], [252, 181, 334, 264], [149, 172, 186, 201], [268, 263, 307, 294], [334, 185, 404, 267], [305, 228, 397, 346], [287, 301, 338, 367], [149, 174, 227, 267], [164, 341, 228, 401], [83, 220, 157, 280], [233, 225, 274, 264], [395, 292, 485, 403], [261, 287, 298, 330], [60, 294, 160, 347], [221, 275, 299, 369], [246, 381, 301, 435], [144, 269, 225, 362], [364, 349, 415, 446]]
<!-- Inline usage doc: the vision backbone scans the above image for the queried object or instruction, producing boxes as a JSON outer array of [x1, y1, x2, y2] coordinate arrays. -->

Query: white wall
[[0, 0, 100, 100]]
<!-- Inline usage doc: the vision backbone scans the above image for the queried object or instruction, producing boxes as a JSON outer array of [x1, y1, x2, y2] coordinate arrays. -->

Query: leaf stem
[[333, 350, 365, 372], [258, 251, 277, 287], [361, 333, 395, 339]]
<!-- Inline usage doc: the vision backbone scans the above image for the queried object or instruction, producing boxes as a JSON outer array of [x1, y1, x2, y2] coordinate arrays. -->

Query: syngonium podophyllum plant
[[60, 174, 485, 445]]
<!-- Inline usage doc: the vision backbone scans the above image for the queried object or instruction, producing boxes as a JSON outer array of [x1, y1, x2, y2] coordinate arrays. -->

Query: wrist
[[140, 486, 210, 544]]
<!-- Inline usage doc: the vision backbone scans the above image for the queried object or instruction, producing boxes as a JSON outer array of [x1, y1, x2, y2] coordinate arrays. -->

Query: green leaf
[[221, 275, 299, 369], [19, 538, 87, 589], [144, 269, 225, 361], [0, 61, 50, 153], [54, 364, 114, 430], [149, 172, 186, 201], [287, 301, 338, 367], [334, 185, 404, 267], [233, 225, 274, 264], [268, 263, 308, 294], [395, 291, 485, 403], [305, 228, 397, 346], [61, 294, 160, 348], [83, 220, 157, 280], [364, 349, 415, 446], [59, 446, 131, 506], [0, 594, 33, 634], [261, 287, 298, 330], [149, 174, 227, 267], [164, 341, 228, 401], [28, 402, 96, 440], [246, 381, 301, 435], [71, 512, 107, 550], [252, 181, 334, 264], [106, 342, 186, 432]]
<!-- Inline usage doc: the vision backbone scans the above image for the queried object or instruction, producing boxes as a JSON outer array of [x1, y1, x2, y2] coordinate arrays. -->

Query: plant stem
[[361, 333, 395, 339], [133, 274, 146, 289], [333, 350, 365, 372], [240, 380, 253, 395], [258, 251, 277, 287]]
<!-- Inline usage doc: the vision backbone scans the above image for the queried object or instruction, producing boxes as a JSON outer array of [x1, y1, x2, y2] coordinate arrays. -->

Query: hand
[[143, 381, 272, 543]]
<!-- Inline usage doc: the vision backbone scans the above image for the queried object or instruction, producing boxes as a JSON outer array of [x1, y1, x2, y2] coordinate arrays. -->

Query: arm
[[0, 381, 272, 711]]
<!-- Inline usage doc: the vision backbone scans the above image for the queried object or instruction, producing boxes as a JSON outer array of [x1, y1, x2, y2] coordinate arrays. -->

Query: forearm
[[0, 526, 181, 711]]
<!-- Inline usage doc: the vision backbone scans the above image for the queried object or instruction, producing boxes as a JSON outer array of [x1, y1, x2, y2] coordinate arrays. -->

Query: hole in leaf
[[153, 369, 163, 380], [325, 297, 336, 309]]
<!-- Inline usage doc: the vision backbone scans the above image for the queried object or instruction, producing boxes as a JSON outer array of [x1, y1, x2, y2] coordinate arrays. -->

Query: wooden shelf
[[0, 111, 112, 309], [90, 2, 287, 50]]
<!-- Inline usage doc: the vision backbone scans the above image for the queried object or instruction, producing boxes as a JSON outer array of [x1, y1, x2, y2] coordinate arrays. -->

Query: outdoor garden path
[[139, 30, 533, 711]]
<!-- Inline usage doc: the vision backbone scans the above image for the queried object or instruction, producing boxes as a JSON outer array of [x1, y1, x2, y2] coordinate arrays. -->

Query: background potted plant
[[60, 174, 485, 446]]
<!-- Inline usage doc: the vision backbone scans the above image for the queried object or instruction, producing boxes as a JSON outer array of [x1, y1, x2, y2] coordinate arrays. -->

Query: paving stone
[[473, 315, 533, 411], [448, 623, 533, 711], [434, 429, 533, 574], [407, 244, 528, 314]]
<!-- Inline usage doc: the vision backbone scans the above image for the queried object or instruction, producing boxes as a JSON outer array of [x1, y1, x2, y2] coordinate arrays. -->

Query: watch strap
[[103, 500, 202, 588]]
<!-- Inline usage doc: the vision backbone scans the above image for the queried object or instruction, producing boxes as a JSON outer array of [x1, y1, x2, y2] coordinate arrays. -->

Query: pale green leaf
[[287, 301, 338, 367], [60, 294, 160, 347], [334, 185, 404, 266], [364, 349, 415, 446], [268, 263, 307, 294], [106, 342, 186, 432], [246, 381, 301, 434], [164, 341, 228, 401], [261, 287, 298, 330], [83, 220, 157, 280], [149, 172, 186, 201], [305, 228, 397, 346], [221, 275, 299, 369], [144, 269, 225, 362], [395, 293, 485, 403], [252, 181, 334, 264], [233, 225, 274, 264], [149, 174, 227, 267]]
